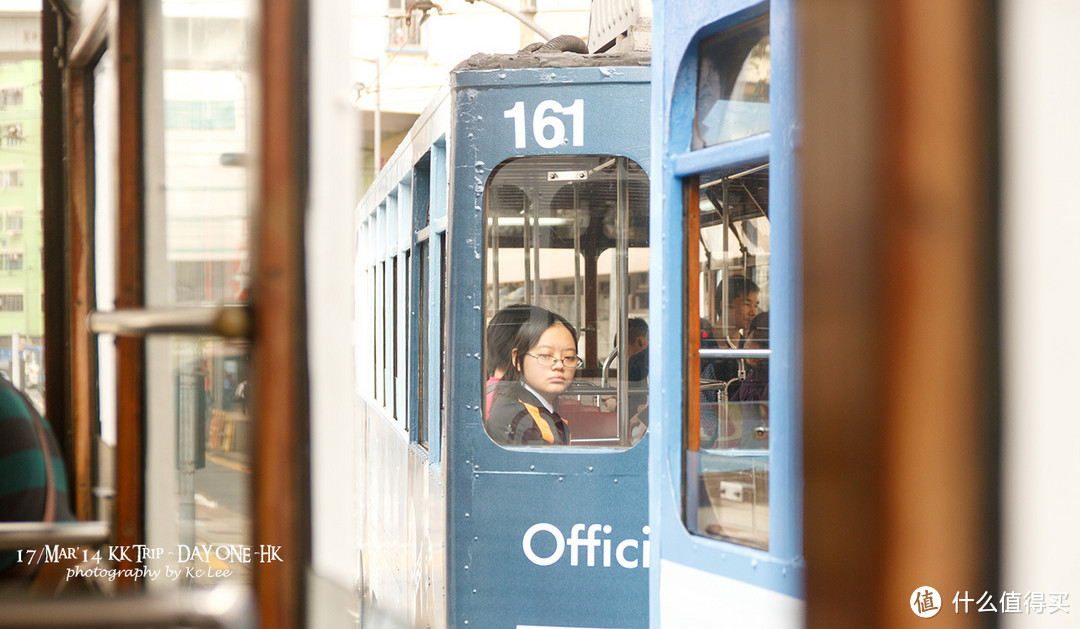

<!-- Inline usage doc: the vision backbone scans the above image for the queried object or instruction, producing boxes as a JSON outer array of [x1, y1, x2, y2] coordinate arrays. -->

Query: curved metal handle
[[600, 346, 618, 388]]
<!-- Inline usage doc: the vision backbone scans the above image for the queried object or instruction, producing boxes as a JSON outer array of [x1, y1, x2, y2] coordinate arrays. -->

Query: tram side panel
[[354, 116, 451, 626], [446, 64, 652, 629]]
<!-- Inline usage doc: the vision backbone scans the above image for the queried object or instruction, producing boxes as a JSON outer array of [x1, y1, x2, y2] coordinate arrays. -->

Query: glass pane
[[483, 156, 650, 448], [0, 30, 42, 397], [693, 15, 770, 149], [685, 163, 771, 549], [94, 47, 119, 477], [146, 0, 254, 585], [417, 240, 428, 447]]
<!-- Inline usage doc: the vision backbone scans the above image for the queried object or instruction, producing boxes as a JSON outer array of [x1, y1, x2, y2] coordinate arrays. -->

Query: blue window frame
[[650, 0, 803, 611]]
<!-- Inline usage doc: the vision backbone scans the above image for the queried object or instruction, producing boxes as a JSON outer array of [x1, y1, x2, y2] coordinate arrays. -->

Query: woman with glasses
[[487, 309, 581, 446]]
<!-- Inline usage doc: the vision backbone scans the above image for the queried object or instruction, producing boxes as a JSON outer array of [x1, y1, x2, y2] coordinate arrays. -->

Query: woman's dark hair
[[502, 309, 577, 382], [486, 304, 545, 377]]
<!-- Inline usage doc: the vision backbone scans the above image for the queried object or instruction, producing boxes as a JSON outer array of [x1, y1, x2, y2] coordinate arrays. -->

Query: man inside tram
[[626, 317, 650, 415], [604, 318, 649, 413], [701, 275, 760, 444], [730, 311, 769, 448]]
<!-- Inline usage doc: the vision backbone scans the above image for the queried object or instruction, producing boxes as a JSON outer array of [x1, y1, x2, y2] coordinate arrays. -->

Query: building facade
[[0, 11, 44, 386]]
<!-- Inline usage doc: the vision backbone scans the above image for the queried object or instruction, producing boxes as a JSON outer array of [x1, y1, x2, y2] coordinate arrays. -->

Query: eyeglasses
[[526, 353, 584, 369]]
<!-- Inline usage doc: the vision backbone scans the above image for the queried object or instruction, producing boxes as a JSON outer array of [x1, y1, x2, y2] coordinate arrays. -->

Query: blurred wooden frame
[[42, 0, 313, 621], [800, 2, 999, 627]]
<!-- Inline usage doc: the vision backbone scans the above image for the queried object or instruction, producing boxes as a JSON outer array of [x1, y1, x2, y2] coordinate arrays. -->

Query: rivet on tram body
[[558, 476, 563, 482], [530, 465, 535, 470], [465, 513, 469, 518], [587, 466, 593, 472], [613, 478, 618, 483]]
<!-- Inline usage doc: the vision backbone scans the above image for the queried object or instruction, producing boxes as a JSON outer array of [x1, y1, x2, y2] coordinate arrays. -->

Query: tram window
[[483, 155, 650, 448], [392, 255, 399, 419], [417, 240, 428, 448], [440, 231, 447, 424], [135, 2, 256, 586], [693, 15, 770, 149], [684, 163, 771, 550], [377, 260, 385, 405], [403, 250, 411, 429]]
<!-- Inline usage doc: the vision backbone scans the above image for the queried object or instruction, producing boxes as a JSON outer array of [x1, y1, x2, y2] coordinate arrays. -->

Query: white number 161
[[503, 99, 584, 149]]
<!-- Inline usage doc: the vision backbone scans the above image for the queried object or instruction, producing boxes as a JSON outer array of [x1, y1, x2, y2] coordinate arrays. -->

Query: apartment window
[[0, 252, 23, 271], [0, 168, 24, 190], [4, 124, 23, 146], [0, 294, 23, 312], [1, 210, 21, 236], [0, 86, 23, 109], [164, 101, 237, 129], [388, 16, 423, 48]]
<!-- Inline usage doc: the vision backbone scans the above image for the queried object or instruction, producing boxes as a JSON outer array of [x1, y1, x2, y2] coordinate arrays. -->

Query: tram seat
[[561, 401, 617, 442], [0, 379, 108, 593]]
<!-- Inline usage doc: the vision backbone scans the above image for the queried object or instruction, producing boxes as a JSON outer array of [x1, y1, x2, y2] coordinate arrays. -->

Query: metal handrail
[[0, 586, 255, 628], [86, 306, 251, 339], [699, 348, 770, 359], [599, 347, 618, 388], [0, 521, 110, 550]]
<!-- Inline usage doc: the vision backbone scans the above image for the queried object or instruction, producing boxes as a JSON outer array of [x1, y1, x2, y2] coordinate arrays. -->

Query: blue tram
[[355, 45, 653, 628], [648, 0, 804, 625]]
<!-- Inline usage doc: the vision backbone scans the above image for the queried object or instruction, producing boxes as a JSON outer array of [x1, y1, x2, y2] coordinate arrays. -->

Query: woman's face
[[517, 323, 577, 401]]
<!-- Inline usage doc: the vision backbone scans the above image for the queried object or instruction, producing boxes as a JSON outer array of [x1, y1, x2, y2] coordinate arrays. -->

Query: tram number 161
[[503, 99, 584, 149]]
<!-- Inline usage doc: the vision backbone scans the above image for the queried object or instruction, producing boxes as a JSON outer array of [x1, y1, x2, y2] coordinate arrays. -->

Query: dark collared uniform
[[487, 381, 570, 446]]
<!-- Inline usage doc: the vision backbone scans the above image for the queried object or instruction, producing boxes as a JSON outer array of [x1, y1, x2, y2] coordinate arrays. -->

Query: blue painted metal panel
[[649, 0, 805, 615], [446, 65, 652, 629]]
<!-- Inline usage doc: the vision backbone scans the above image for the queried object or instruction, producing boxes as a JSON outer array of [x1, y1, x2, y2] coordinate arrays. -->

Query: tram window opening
[[418, 241, 428, 448], [483, 155, 650, 449], [404, 250, 411, 430], [392, 255, 399, 420], [440, 232, 447, 428], [693, 15, 770, 149], [684, 163, 771, 550]]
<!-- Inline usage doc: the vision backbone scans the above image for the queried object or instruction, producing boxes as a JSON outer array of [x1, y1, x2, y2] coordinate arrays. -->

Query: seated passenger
[[0, 377, 75, 581], [701, 275, 760, 389], [701, 276, 760, 444], [731, 311, 769, 449], [485, 304, 548, 415], [625, 317, 649, 416], [731, 311, 769, 403], [488, 311, 580, 446]]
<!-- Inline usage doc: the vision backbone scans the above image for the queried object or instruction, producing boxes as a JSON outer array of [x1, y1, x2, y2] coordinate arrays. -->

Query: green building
[[0, 12, 44, 385]]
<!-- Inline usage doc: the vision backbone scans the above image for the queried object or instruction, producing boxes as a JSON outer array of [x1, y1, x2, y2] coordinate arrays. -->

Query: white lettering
[[616, 539, 639, 569], [522, 523, 565, 566], [521, 522, 647, 569]]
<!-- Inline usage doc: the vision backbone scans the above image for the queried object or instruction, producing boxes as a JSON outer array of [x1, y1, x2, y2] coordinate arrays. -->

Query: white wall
[[309, 0, 361, 593], [1001, 2, 1080, 626]]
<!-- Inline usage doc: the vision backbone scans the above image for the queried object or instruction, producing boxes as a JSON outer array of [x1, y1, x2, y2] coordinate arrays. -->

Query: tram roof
[[453, 51, 649, 72]]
